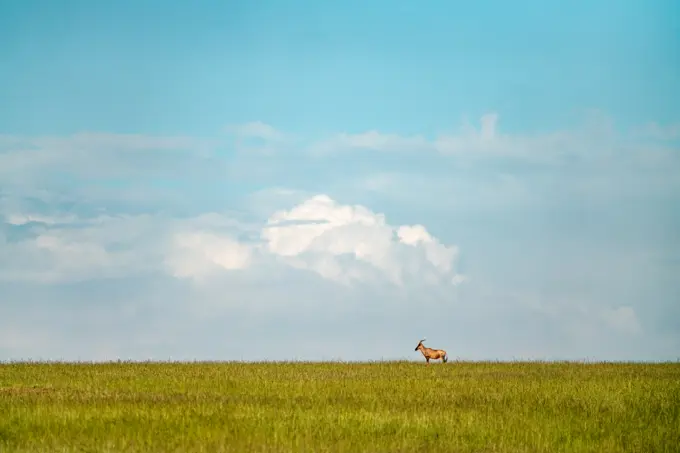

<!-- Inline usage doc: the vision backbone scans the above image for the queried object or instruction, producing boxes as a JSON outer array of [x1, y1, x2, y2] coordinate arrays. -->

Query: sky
[[1, 0, 679, 362]]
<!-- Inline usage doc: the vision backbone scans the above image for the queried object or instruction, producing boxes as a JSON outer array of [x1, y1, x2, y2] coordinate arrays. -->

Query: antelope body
[[414, 339, 448, 365]]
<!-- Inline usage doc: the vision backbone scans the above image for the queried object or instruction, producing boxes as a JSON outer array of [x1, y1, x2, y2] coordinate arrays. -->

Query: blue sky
[[1, 0, 679, 361]]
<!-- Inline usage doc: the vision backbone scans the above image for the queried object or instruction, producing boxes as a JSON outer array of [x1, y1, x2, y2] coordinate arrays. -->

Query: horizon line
[[2, 358, 678, 365]]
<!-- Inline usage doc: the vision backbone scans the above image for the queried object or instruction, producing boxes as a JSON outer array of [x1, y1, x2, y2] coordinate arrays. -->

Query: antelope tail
[[443, 353, 448, 363]]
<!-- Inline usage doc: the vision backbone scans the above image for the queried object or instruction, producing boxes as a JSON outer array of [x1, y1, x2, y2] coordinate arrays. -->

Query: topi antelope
[[414, 338, 448, 365]]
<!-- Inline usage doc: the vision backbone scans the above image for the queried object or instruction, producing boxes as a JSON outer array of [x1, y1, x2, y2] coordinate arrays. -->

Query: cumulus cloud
[[260, 195, 463, 286], [1, 195, 464, 290]]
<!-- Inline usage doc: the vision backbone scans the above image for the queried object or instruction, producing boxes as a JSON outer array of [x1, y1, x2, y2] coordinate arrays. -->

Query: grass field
[[1, 361, 678, 452]]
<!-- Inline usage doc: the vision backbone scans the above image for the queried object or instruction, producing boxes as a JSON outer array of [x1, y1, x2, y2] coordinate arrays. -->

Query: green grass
[[1, 361, 678, 452]]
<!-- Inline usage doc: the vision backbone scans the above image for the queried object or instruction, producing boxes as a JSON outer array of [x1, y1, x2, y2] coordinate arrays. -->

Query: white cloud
[[225, 121, 286, 142], [0, 132, 220, 187], [5, 213, 78, 226], [261, 195, 463, 286], [166, 232, 252, 280], [432, 114, 576, 160], [308, 112, 625, 165], [31, 132, 207, 152], [1, 195, 464, 289], [2, 113, 676, 210], [397, 225, 460, 276], [307, 113, 513, 156], [310, 130, 430, 155], [0, 233, 112, 283], [0, 214, 164, 283]]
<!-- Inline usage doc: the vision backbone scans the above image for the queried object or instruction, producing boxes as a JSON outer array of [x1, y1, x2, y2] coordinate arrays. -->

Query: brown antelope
[[414, 338, 448, 365]]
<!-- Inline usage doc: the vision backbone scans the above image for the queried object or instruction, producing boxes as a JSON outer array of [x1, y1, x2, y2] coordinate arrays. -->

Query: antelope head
[[414, 338, 426, 351]]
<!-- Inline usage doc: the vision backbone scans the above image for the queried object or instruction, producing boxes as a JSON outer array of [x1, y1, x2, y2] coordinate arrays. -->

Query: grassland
[[0, 361, 678, 452]]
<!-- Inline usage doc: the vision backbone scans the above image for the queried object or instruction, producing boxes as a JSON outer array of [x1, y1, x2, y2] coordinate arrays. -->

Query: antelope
[[414, 338, 448, 365]]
